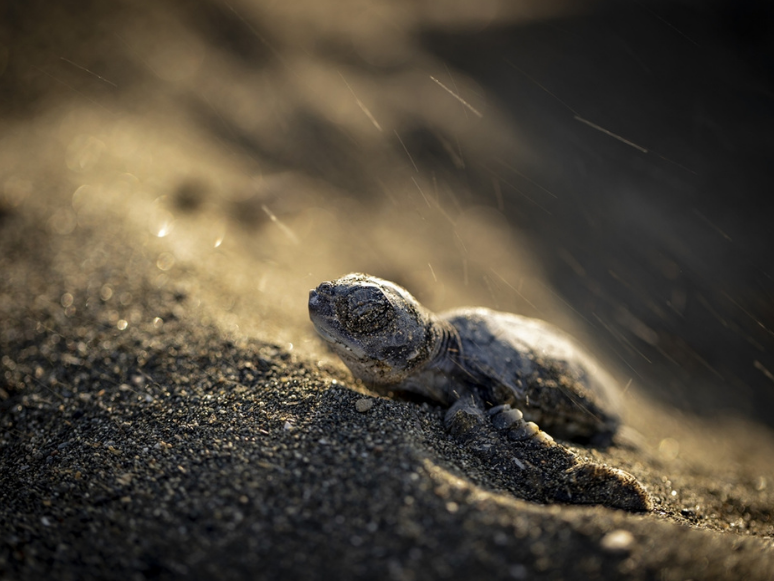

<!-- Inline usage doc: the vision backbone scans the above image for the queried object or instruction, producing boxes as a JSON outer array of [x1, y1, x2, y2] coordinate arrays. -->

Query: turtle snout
[[308, 289, 323, 310], [308, 283, 334, 316]]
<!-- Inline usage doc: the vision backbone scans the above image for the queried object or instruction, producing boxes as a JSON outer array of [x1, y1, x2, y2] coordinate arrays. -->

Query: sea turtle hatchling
[[308, 273, 651, 511]]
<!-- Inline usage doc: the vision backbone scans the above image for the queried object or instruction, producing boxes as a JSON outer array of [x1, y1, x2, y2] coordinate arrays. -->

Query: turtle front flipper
[[444, 401, 652, 512]]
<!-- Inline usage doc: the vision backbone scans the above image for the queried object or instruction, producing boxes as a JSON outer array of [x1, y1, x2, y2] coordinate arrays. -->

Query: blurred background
[[2, 0, 773, 429]]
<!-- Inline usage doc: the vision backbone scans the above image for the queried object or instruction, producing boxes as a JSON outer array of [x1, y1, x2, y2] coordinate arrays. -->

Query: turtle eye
[[339, 286, 393, 332]]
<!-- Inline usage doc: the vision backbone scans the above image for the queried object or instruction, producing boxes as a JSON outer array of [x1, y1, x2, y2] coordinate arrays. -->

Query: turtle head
[[309, 273, 437, 388]]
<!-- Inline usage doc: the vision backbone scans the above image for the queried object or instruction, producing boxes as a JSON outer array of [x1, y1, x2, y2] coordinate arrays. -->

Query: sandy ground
[[2, 196, 774, 580], [2, 1, 774, 579]]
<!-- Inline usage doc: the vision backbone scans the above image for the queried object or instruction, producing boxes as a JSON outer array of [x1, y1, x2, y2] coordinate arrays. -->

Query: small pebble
[[355, 399, 373, 413], [600, 529, 635, 553]]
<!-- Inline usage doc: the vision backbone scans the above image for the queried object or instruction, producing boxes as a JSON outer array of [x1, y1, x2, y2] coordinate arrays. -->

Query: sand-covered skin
[[3, 1, 774, 579]]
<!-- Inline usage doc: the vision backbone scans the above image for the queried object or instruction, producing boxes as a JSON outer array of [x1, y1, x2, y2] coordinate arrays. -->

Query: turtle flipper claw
[[560, 464, 653, 512], [489, 404, 554, 444]]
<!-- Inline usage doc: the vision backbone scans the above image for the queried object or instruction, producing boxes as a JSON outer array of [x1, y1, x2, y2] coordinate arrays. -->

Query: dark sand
[[2, 1, 774, 579]]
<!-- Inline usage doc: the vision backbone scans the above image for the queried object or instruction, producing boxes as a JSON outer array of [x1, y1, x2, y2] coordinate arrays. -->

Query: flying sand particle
[[339, 72, 382, 132], [574, 116, 649, 153], [394, 130, 418, 173], [262, 204, 299, 245], [60, 57, 118, 87], [429, 76, 483, 118]]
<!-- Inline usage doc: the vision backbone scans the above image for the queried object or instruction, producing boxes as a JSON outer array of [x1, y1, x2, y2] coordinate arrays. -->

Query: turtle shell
[[442, 307, 621, 443]]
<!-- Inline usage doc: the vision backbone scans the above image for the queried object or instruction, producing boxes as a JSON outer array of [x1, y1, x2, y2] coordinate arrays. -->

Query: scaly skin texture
[[309, 273, 652, 511]]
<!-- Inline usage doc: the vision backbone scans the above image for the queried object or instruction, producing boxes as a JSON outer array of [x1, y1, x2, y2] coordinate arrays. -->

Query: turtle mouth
[[312, 322, 369, 361], [309, 288, 370, 360], [311, 320, 369, 360], [310, 318, 338, 345]]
